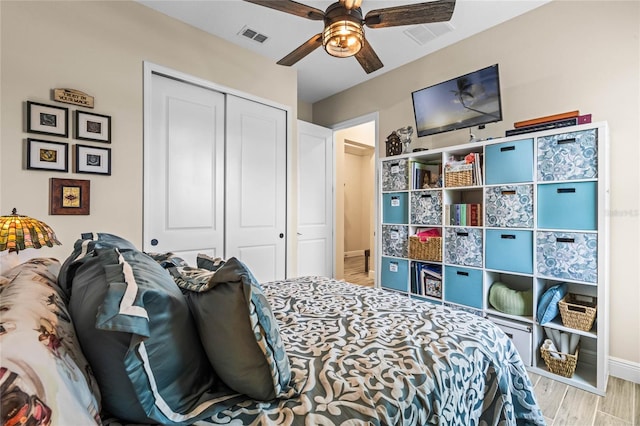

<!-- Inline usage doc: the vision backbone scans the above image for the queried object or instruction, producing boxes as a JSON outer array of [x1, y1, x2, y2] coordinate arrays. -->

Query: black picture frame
[[75, 110, 111, 143], [75, 144, 111, 175], [26, 138, 69, 172], [26, 101, 69, 137]]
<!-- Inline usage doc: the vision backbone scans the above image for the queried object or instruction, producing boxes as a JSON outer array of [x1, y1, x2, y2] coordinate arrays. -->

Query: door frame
[[142, 61, 294, 275], [329, 112, 380, 281]]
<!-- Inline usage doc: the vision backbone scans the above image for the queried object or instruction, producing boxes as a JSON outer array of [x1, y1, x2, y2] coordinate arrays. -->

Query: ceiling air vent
[[239, 26, 269, 44], [404, 22, 455, 46]]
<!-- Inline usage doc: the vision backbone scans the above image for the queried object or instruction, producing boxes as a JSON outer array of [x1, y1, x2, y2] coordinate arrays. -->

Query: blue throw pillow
[[536, 283, 568, 324]]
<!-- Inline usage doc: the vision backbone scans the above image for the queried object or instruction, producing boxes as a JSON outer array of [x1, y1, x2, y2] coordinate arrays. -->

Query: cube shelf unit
[[377, 122, 609, 395]]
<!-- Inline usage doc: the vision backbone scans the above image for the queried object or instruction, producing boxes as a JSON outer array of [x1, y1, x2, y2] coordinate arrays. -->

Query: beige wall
[[0, 1, 297, 268], [314, 1, 640, 367]]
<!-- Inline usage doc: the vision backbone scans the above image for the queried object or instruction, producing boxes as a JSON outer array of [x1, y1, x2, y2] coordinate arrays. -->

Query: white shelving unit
[[377, 122, 609, 395]]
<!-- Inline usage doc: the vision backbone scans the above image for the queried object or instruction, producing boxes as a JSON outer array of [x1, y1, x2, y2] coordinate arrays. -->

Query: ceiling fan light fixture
[[340, 0, 363, 9], [322, 19, 364, 58]]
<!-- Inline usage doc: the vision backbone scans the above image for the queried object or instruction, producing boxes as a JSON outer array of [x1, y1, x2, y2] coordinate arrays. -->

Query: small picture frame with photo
[[26, 101, 69, 137], [75, 144, 111, 175], [75, 110, 111, 143]]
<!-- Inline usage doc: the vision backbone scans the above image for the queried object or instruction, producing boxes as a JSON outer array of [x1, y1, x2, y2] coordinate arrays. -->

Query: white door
[[144, 73, 225, 265], [297, 120, 334, 277], [225, 95, 287, 282]]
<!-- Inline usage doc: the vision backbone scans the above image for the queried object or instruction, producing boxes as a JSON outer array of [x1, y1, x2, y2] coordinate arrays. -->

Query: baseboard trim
[[344, 250, 365, 258], [609, 356, 640, 384]]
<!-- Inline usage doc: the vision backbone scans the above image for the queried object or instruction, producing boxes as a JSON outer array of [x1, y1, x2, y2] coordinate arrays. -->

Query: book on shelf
[[412, 262, 442, 298], [505, 114, 592, 137], [446, 203, 483, 226], [514, 110, 580, 128], [411, 160, 441, 189]]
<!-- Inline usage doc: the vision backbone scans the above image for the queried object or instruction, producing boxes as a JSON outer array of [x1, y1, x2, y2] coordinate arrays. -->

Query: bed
[[1, 237, 544, 426], [201, 275, 544, 425]]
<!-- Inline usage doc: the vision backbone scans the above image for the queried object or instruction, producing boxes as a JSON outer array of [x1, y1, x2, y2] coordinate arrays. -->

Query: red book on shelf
[[514, 110, 580, 128]]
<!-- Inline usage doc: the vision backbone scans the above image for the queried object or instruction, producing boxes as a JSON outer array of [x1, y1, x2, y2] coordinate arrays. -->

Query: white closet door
[[144, 73, 225, 264], [225, 95, 287, 282], [297, 120, 334, 277]]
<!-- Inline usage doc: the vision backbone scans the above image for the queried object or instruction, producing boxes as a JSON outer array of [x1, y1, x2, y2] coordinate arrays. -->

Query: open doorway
[[333, 119, 377, 287]]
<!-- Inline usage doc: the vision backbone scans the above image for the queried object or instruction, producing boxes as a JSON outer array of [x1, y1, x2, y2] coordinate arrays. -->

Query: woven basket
[[409, 236, 442, 261], [541, 345, 579, 378], [445, 167, 473, 187], [559, 294, 597, 331]]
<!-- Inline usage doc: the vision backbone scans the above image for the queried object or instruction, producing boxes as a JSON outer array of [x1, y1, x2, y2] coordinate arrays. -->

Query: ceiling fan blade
[[243, 0, 325, 21], [277, 33, 323, 66], [364, 0, 456, 29], [354, 40, 383, 74]]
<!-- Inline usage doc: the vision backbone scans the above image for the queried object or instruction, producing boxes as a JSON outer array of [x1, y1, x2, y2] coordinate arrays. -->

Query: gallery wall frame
[[75, 144, 111, 175], [49, 178, 90, 215], [75, 110, 111, 143], [26, 138, 68, 172], [26, 101, 69, 137]]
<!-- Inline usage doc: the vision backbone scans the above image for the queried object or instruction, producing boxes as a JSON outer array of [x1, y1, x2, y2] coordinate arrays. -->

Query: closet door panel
[[225, 95, 287, 282], [145, 73, 225, 264]]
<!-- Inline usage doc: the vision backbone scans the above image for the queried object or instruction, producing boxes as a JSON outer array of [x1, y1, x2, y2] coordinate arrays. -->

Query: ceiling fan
[[244, 0, 456, 74]]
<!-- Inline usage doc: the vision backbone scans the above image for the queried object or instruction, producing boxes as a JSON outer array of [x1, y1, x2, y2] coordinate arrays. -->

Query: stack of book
[[505, 111, 592, 137], [411, 262, 442, 298], [411, 161, 442, 189], [445, 203, 483, 226]]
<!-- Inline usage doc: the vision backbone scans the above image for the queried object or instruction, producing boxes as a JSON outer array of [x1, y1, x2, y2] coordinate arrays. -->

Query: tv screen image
[[412, 64, 503, 138]]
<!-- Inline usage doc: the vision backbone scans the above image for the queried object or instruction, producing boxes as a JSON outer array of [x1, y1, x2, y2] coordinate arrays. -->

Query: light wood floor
[[343, 255, 639, 425]]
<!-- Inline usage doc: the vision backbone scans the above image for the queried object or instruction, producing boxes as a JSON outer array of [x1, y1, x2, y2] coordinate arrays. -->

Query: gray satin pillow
[[66, 245, 242, 424], [184, 257, 296, 401]]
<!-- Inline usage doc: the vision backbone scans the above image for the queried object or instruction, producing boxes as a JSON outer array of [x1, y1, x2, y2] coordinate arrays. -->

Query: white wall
[[0, 1, 297, 270], [313, 1, 640, 368]]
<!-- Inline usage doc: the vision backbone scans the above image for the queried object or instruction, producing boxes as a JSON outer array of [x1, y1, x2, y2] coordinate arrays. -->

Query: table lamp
[[0, 208, 61, 253]]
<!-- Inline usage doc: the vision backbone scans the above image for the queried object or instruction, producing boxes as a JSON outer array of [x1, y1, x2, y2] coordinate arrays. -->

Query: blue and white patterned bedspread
[[205, 276, 545, 426]]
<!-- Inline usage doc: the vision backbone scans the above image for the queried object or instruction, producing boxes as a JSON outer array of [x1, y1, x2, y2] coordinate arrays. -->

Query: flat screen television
[[411, 64, 503, 137]]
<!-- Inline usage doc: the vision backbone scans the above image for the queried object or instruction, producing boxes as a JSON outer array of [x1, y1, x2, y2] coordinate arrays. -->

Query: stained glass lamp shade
[[0, 208, 61, 253]]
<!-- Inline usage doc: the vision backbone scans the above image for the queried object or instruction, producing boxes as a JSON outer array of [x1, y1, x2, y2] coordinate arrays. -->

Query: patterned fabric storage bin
[[410, 190, 442, 225], [485, 139, 534, 184], [444, 266, 483, 309], [382, 192, 408, 224], [537, 182, 597, 231], [380, 257, 409, 292], [537, 129, 598, 181], [444, 227, 483, 267], [381, 225, 409, 258], [536, 231, 597, 283], [382, 159, 409, 191], [485, 185, 533, 228]]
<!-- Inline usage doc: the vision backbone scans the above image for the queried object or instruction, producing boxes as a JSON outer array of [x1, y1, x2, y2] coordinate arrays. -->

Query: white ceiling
[[136, 0, 550, 104]]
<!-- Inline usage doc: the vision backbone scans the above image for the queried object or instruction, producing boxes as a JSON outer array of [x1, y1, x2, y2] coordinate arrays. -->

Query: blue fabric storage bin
[[537, 182, 597, 230], [382, 192, 408, 224], [444, 266, 483, 309], [485, 229, 533, 274], [380, 257, 409, 292], [485, 139, 534, 184]]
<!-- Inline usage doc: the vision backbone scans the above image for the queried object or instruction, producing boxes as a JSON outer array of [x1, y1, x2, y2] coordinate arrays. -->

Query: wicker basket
[[559, 294, 597, 331], [409, 236, 442, 261], [541, 345, 579, 378], [445, 166, 473, 187]]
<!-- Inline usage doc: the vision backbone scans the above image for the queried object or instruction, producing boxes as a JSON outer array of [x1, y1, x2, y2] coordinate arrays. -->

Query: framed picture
[[26, 138, 69, 172], [75, 110, 111, 143], [50, 178, 90, 215], [75, 144, 111, 175], [26, 101, 69, 137]]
